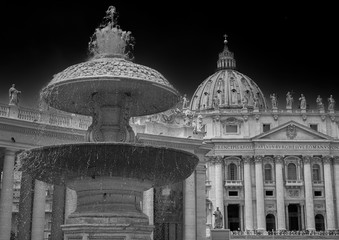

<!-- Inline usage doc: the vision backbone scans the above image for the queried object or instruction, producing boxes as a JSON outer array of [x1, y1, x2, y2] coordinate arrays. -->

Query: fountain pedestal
[[62, 177, 154, 240]]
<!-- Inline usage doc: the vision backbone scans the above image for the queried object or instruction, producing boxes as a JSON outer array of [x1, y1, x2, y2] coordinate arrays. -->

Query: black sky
[[0, 2, 338, 109]]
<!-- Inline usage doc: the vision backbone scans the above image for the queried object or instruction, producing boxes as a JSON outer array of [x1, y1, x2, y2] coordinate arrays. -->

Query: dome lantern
[[217, 34, 236, 70]]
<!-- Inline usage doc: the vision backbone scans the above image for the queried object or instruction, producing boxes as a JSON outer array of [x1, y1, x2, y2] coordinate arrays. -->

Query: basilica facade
[[1, 38, 339, 240]]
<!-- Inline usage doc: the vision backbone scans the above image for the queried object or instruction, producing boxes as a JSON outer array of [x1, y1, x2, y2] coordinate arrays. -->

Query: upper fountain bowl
[[41, 57, 179, 116]]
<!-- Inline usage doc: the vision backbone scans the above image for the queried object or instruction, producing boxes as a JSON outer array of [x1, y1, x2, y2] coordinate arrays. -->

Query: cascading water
[[19, 6, 199, 240]]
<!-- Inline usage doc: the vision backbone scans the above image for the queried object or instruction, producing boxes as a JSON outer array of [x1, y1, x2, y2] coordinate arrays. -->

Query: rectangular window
[[263, 124, 271, 133], [314, 191, 322, 197], [265, 190, 274, 197], [310, 124, 318, 131], [225, 124, 238, 133], [228, 191, 238, 196]]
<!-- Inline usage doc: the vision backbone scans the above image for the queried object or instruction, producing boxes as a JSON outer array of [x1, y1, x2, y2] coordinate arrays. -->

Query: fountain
[[19, 6, 199, 240]]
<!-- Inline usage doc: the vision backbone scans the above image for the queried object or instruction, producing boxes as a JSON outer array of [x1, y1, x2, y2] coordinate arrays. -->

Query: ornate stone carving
[[242, 155, 252, 164], [333, 156, 339, 164], [210, 156, 224, 164], [286, 124, 297, 139], [273, 114, 279, 121], [255, 114, 261, 120], [322, 155, 332, 164], [254, 155, 263, 163], [51, 58, 172, 88], [288, 189, 300, 198], [316, 95, 324, 111], [302, 114, 307, 121], [302, 155, 312, 164], [274, 155, 284, 164]]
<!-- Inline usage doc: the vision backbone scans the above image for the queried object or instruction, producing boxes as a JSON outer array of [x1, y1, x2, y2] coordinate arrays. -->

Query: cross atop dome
[[217, 34, 236, 70], [224, 34, 228, 44]]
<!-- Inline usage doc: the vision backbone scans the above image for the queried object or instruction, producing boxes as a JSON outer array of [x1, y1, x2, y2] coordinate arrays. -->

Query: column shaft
[[184, 171, 196, 240], [17, 172, 34, 240], [0, 150, 16, 240], [243, 156, 253, 230], [214, 159, 224, 228], [334, 158, 339, 229], [323, 157, 335, 230], [303, 156, 315, 230], [275, 156, 286, 230], [195, 161, 207, 240], [31, 180, 47, 240], [51, 185, 66, 240], [143, 188, 154, 240], [255, 156, 265, 230]]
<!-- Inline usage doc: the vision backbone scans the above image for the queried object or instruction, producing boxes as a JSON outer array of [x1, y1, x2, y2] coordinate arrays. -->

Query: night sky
[[1, 2, 338, 109]]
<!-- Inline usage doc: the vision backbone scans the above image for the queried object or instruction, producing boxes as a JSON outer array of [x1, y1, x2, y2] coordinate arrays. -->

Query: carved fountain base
[[61, 177, 154, 240]]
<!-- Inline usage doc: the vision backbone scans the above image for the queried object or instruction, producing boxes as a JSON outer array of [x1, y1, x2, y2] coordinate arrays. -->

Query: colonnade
[[208, 155, 339, 232]]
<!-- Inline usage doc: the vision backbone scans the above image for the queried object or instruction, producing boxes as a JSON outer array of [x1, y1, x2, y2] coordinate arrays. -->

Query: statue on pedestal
[[328, 95, 335, 111], [9, 84, 21, 106], [182, 94, 189, 109], [286, 91, 293, 109], [213, 207, 223, 229], [316, 95, 324, 110], [299, 94, 306, 110], [270, 93, 277, 109]]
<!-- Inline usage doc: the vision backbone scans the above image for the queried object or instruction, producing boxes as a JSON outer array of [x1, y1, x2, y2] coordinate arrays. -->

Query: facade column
[[323, 156, 335, 230], [194, 154, 207, 240], [0, 149, 16, 240], [214, 156, 224, 228], [254, 155, 265, 231], [303, 156, 315, 230], [243, 156, 253, 230], [31, 180, 47, 240], [64, 187, 77, 220], [143, 188, 154, 239], [184, 171, 196, 240], [17, 172, 35, 240], [51, 185, 66, 240], [334, 157, 339, 229], [274, 155, 286, 230]]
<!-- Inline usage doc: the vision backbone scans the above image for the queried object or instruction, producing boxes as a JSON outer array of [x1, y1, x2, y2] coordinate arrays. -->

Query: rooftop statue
[[299, 94, 306, 110], [270, 93, 277, 109], [9, 84, 21, 106], [328, 95, 335, 111], [286, 91, 293, 109], [316, 95, 324, 110]]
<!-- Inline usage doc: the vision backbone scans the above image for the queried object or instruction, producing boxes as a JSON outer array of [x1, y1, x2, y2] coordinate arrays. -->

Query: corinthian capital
[[274, 155, 284, 164], [254, 155, 264, 163], [302, 155, 312, 164], [333, 156, 339, 164], [210, 155, 224, 164], [322, 155, 332, 164], [242, 155, 253, 164]]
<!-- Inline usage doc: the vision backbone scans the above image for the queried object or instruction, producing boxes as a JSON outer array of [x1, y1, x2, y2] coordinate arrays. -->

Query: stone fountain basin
[[19, 142, 199, 187], [41, 58, 179, 116]]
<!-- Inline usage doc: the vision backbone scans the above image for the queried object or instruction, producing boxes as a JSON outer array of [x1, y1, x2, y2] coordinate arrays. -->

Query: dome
[[190, 36, 267, 111]]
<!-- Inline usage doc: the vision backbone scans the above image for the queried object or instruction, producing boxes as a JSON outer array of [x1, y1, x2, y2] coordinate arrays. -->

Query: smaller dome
[[190, 36, 267, 111]]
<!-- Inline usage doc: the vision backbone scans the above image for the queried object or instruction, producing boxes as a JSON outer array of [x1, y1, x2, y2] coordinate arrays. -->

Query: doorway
[[227, 204, 240, 231], [266, 214, 275, 231], [288, 204, 301, 230]]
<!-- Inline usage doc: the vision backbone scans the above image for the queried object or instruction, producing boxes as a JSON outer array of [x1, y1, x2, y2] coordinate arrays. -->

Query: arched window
[[264, 164, 272, 181], [287, 163, 297, 180], [312, 164, 321, 181], [228, 163, 237, 180], [315, 214, 325, 231]]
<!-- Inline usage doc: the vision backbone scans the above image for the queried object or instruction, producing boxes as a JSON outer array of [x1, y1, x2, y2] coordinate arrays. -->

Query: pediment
[[253, 121, 332, 141]]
